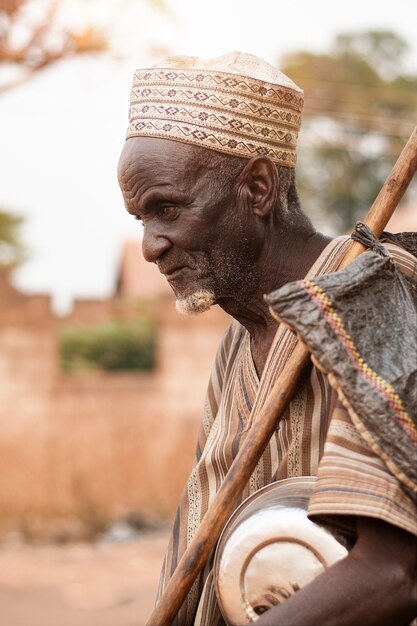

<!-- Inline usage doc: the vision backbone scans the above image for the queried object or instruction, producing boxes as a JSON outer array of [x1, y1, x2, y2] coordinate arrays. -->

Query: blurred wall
[[0, 271, 230, 539]]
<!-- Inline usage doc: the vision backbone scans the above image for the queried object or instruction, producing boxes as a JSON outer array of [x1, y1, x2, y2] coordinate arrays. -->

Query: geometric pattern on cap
[[126, 52, 304, 167]]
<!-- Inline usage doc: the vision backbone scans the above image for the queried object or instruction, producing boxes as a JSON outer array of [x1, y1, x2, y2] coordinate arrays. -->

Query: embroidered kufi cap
[[126, 51, 304, 168]]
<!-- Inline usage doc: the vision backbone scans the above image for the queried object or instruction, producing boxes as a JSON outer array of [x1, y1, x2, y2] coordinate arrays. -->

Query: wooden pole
[[340, 126, 417, 268], [147, 126, 417, 626]]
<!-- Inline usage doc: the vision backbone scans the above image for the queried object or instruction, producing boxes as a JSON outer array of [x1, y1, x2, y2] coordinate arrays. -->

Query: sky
[[1, 0, 416, 314]]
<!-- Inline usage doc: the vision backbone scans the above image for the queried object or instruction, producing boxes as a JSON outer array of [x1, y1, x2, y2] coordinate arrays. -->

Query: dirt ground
[[0, 531, 169, 626]]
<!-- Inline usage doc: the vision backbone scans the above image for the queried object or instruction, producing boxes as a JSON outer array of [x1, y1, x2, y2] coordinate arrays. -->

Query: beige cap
[[126, 51, 304, 167]]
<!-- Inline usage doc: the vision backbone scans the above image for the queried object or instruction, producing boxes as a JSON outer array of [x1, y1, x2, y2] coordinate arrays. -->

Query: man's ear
[[236, 157, 278, 217]]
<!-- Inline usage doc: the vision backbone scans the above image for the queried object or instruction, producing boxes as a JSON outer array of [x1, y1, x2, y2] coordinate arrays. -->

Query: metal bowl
[[213, 476, 347, 624]]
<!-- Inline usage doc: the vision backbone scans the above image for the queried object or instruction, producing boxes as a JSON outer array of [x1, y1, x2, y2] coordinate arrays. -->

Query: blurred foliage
[[60, 318, 156, 372], [282, 30, 417, 232], [0, 0, 108, 94], [0, 208, 27, 267]]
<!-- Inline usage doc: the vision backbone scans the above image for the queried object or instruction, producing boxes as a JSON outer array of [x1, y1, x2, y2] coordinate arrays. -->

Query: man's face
[[118, 137, 260, 314]]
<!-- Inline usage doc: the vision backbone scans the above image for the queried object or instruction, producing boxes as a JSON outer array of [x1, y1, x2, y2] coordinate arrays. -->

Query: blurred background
[[0, 1, 416, 624]]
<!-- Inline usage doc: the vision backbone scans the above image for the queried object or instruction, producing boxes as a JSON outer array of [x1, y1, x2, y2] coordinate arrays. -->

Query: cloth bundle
[[266, 223, 417, 504]]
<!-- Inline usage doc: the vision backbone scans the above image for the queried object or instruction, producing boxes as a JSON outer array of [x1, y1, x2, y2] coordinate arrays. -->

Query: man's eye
[[161, 206, 178, 220], [134, 215, 144, 225]]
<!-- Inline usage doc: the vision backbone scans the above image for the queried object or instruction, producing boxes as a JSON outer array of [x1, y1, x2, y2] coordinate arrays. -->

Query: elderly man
[[118, 52, 417, 626]]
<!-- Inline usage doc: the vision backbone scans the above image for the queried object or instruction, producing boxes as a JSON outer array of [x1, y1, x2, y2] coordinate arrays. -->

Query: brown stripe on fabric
[[286, 388, 304, 477], [195, 569, 224, 626], [262, 438, 273, 487], [169, 508, 181, 574], [206, 382, 219, 423], [310, 424, 417, 539], [383, 242, 417, 281], [328, 436, 380, 459], [195, 440, 202, 462], [238, 359, 254, 414], [274, 411, 291, 481], [310, 483, 417, 531], [327, 410, 375, 456], [316, 367, 333, 464], [300, 376, 315, 475], [231, 405, 245, 459], [219, 394, 240, 479], [199, 453, 211, 523], [245, 330, 297, 436]]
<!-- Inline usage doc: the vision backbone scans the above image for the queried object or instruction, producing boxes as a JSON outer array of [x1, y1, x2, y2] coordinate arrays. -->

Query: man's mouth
[[160, 266, 187, 281]]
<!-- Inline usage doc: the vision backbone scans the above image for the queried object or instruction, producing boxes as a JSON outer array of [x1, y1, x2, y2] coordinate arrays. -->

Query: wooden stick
[[340, 126, 417, 268], [147, 126, 417, 626]]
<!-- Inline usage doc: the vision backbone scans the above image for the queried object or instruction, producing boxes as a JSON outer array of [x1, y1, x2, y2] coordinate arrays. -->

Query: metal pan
[[213, 476, 347, 624]]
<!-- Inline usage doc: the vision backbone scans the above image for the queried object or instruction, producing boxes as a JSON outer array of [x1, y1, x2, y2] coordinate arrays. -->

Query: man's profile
[[118, 52, 417, 626]]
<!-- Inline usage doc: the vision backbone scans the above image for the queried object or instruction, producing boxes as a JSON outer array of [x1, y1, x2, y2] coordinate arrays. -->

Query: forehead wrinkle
[[123, 172, 176, 214], [135, 184, 175, 211], [120, 169, 143, 208], [119, 152, 157, 202], [124, 163, 190, 205], [120, 138, 212, 208]]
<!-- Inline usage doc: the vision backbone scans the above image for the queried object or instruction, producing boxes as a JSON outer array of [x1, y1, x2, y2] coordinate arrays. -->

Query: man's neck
[[218, 230, 332, 377]]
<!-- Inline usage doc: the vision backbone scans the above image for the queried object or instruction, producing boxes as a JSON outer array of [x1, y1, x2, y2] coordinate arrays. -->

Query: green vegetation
[[60, 319, 156, 372], [281, 30, 417, 231], [0, 209, 27, 267]]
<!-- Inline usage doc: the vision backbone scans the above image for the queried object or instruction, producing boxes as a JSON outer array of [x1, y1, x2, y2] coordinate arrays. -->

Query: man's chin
[[175, 289, 216, 316]]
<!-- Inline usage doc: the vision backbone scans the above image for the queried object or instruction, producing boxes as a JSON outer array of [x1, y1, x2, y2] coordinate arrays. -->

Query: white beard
[[175, 289, 216, 316]]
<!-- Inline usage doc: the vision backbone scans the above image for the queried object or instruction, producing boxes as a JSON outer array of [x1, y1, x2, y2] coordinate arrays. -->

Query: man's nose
[[141, 224, 172, 263]]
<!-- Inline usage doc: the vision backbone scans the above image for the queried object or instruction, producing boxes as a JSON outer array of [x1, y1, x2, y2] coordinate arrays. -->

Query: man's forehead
[[120, 137, 189, 181], [124, 135, 188, 157], [118, 136, 209, 194], [122, 136, 202, 165]]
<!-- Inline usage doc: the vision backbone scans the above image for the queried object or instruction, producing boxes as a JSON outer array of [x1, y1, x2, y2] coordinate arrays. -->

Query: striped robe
[[157, 237, 417, 626]]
